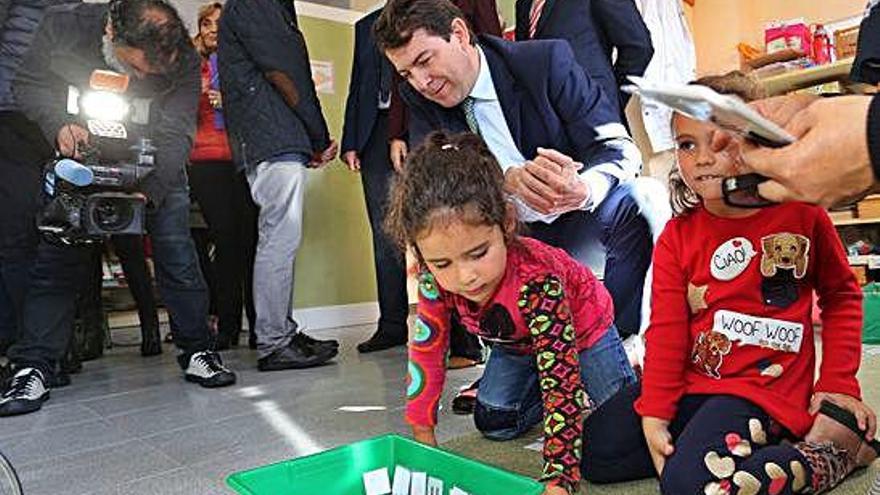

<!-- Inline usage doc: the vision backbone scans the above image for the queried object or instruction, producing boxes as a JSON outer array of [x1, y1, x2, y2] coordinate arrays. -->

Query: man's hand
[[411, 425, 437, 446], [741, 95, 876, 208], [505, 148, 589, 215], [343, 150, 361, 172], [750, 93, 819, 130], [642, 416, 675, 476], [310, 139, 338, 168], [810, 392, 877, 441], [390, 139, 408, 172], [56, 124, 90, 159]]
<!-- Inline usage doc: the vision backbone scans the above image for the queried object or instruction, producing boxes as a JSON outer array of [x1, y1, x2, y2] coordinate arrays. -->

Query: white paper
[[392, 466, 412, 495], [410, 471, 427, 495], [450, 488, 470, 495], [363, 467, 391, 495], [427, 476, 443, 495]]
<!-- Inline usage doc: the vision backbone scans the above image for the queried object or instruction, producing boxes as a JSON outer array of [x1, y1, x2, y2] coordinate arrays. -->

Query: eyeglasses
[[721, 173, 776, 208]]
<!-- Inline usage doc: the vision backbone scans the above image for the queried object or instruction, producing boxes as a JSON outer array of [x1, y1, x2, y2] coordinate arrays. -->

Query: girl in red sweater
[[386, 132, 637, 495], [636, 72, 878, 494]]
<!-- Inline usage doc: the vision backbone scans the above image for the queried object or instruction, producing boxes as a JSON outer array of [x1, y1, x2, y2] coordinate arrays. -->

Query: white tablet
[[622, 76, 795, 148]]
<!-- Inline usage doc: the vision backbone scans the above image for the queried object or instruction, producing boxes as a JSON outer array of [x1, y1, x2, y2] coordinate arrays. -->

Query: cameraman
[[0, 0, 236, 417]]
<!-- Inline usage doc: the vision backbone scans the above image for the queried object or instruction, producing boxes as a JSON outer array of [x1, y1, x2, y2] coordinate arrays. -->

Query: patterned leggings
[[661, 395, 850, 495]]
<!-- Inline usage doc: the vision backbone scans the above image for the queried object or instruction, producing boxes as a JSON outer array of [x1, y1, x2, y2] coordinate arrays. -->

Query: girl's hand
[[642, 416, 675, 475], [411, 425, 437, 446], [542, 482, 571, 495], [810, 392, 877, 441]]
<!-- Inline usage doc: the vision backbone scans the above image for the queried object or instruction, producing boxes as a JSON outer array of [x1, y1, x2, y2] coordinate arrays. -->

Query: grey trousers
[[246, 159, 307, 358]]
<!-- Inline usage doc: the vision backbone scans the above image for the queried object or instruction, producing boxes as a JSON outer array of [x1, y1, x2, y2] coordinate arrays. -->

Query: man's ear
[[450, 17, 471, 46]]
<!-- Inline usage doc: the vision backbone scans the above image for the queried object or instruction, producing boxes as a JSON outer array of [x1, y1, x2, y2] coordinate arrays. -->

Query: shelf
[[760, 57, 854, 96], [833, 217, 880, 226], [848, 255, 880, 268]]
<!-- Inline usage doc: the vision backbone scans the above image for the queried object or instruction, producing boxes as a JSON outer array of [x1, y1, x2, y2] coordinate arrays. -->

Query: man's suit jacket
[[401, 35, 639, 185], [341, 9, 391, 155], [514, 0, 652, 115]]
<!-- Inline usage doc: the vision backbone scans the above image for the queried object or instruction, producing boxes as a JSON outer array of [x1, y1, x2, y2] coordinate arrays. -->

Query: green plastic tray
[[226, 433, 543, 495]]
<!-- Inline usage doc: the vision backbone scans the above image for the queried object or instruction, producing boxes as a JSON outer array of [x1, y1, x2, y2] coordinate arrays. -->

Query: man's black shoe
[[258, 340, 337, 371], [357, 330, 406, 353], [0, 368, 49, 416], [290, 332, 339, 355]]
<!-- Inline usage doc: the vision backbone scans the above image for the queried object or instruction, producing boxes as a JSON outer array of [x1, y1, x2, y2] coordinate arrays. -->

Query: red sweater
[[407, 237, 613, 486], [189, 59, 232, 163], [636, 203, 862, 437]]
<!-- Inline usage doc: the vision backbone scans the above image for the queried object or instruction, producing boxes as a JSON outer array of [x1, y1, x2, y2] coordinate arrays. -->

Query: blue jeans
[[8, 189, 212, 374], [474, 325, 636, 441], [527, 183, 653, 338]]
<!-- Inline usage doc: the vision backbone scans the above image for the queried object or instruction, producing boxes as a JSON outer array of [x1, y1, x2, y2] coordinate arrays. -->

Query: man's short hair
[[374, 0, 474, 53], [108, 0, 190, 73]]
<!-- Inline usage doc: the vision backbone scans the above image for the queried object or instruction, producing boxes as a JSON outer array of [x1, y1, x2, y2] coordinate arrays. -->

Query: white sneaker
[[0, 368, 49, 416], [184, 351, 236, 388]]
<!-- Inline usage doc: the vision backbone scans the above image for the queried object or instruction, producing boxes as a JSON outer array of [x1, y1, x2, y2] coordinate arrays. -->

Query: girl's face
[[415, 217, 508, 306], [673, 113, 743, 208], [199, 9, 221, 53]]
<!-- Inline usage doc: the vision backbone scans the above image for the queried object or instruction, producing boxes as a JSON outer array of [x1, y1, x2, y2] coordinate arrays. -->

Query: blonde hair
[[669, 70, 765, 216], [192, 2, 222, 58]]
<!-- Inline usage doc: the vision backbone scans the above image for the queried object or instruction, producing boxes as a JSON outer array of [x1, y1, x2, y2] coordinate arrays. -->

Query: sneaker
[[290, 331, 339, 355], [258, 338, 337, 372], [0, 368, 49, 416], [184, 351, 236, 388]]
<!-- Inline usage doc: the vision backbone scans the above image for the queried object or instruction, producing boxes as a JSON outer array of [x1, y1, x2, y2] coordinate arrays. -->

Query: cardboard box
[[857, 195, 880, 219]]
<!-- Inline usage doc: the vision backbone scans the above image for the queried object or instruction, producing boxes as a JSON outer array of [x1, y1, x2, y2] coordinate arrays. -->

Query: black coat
[[340, 9, 391, 156], [514, 0, 653, 115], [0, 0, 77, 111], [218, 0, 330, 169]]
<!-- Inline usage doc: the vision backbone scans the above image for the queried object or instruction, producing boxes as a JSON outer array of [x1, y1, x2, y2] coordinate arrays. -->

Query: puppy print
[[692, 330, 733, 379], [761, 233, 810, 279]]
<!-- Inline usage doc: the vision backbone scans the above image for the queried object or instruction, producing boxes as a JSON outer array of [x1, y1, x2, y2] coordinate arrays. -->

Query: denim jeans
[[474, 324, 636, 440], [527, 183, 653, 338], [8, 189, 212, 375]]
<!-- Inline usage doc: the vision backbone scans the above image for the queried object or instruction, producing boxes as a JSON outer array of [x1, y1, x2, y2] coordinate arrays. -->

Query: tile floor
[[0, 324, 482, 495], [3, 325, 878, 495]]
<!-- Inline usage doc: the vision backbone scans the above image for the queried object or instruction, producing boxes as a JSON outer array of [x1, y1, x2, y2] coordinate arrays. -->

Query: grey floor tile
[[0, 403, 101, 440], [1, 418, 133, 467], [14, 439, 178, 495], [88, 466, 228, 495]]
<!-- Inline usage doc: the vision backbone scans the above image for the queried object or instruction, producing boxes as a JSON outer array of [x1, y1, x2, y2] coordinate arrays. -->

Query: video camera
[[37, 70, 155, 244]]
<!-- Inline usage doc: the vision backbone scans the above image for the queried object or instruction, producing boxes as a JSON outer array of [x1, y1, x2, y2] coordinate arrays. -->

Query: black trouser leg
[[359, 112, 408, 341], [112, 235, 161, 355]]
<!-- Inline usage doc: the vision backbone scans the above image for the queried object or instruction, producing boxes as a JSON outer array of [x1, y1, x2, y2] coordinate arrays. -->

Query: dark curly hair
[[108, 0, 191, 74], [670, 70, 766, 216], [385, 131, 513, 254], [373, 0, 475, 53]]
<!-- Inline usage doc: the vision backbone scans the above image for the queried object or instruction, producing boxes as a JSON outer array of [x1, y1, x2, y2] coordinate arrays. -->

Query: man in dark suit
[[374, 0, 652, 339], [515, 0, 652, 121], [341, 9, 409, 353]]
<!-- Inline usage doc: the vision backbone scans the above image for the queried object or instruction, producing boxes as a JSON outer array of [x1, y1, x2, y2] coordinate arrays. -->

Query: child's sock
[[793, 441, 850, 493]]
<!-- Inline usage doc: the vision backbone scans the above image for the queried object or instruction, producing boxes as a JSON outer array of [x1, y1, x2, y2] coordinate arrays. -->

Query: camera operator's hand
[[57, 124, 90, 159]]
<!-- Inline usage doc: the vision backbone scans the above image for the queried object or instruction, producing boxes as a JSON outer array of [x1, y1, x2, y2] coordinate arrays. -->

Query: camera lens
[[90, 197, 134, 232]]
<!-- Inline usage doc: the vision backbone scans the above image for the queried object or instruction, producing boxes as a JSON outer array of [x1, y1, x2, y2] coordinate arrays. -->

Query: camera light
[[81, 90, 129, 121]]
